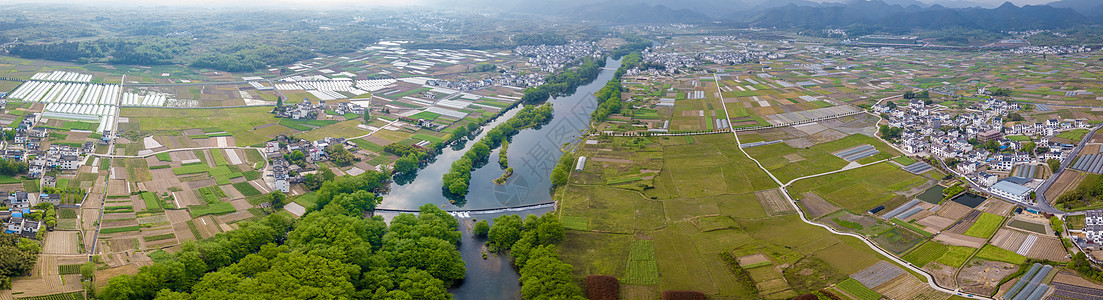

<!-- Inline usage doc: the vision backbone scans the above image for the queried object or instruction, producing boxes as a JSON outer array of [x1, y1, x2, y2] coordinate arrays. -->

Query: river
[[378, 57, 622, 211], [375, 57, 622, 299]]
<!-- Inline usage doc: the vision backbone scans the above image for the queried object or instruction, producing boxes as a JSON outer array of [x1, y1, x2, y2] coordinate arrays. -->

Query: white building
[[990, 180, 1032, 203]]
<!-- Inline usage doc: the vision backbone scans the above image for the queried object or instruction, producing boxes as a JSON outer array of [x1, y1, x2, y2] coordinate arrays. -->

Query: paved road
[[1034, 125, 1102, 212], [712, 74, 991, 299]]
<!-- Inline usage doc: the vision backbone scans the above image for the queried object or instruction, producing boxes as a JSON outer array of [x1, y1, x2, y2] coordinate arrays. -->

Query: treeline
[[487, 214, 583, 299], [513, 32, 567, 46], [101, 169, 467, 299], [8, 38, 188, 65], [190, 44, 313, 73], [1069, 252, 1103, 282], [549, 51, 642, 186], [1055, 174, 1103, 210], [591, 52, 641, 122], [521, 57, 606, 103], [0, 232, 38, 290], [442, 105, 554, 196], [608, 35, 651, 59], [0, 157, 28, 177]]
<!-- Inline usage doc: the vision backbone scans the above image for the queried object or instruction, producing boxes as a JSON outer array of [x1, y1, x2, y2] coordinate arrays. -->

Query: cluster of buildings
[[1074, 210, 1103, 249], [425, 70, 547, 90], [2, 192, 55, 237], [514, 40, 602, 72], [876, 98, 1088, 204], [2, 113, 94, 178], [275, 99, 322, 120], [264, 136, 354, 193], [1009, 45, 1094, 55]]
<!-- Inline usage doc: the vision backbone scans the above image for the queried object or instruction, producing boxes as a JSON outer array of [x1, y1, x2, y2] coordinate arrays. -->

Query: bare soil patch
[[934, 232, 986, 248], [936, 202, 972, 220], [756, 188, 794, 216], [990, 229, 1027, 252], [916, 215, 956, 231], [737, 253, 770, 266], [1026, 236, 1069, 261], [799, 192, 840, 219], [44, 231, 80, 254], [1046, 170, 1086, 204], [958, 259, 1016, 295]]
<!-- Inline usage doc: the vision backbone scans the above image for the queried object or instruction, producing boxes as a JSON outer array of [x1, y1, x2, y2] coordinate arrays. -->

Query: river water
[[378, 57, 622, 211], [375, 57, 621, 299]]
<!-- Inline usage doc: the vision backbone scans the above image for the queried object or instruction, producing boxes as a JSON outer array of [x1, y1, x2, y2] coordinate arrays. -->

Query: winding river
[[378, 57, 621, 211], [376, 57, 622, 299]]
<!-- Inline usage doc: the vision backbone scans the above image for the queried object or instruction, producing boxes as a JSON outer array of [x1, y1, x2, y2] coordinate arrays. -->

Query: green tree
[[474, 220, 489, 238], [1048, 159, 1061, 173], [269, 192, 286, 210], [551, 168, 569, 186], [1023, 142, 1036, 155], [394, 154, 420, 174], [488, 215, 523, 250]]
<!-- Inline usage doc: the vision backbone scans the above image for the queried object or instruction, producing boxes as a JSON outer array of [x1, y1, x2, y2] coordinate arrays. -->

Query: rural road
[[713, 74, 991, 300]]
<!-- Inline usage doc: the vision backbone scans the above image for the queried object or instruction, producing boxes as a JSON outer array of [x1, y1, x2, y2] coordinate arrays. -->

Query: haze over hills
[[429, 0, 1101, 26]]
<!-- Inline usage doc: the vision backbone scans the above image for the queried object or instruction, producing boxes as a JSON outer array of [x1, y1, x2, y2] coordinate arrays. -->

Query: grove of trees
[[0, 232, 38, 290], [100, 169, 466, 299], [486, 214, 582, 299]]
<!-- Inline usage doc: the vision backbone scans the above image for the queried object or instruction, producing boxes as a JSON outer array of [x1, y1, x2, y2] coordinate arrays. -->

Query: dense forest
[[99, 170, 466, 299], [190, 44, 313, 73], [8, 38, 189, 65], [7, 28, 377, 72], [513, 32, 567, 46]]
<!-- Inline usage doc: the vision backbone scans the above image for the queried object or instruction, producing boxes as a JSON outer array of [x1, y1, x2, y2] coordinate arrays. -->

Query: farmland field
[[837, 278, 882, 300], [558, 134, 916, 299], [963, 213, 1003, 238], [975, 245, 1027, 265], [902, 242, 948, 267]]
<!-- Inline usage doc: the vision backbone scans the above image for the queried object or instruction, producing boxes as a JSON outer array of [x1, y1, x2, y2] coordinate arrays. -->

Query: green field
[[188, 202, 236, 218], [101, 226, 141, 234], [560, 216, 589, 231], [122, 106, 282, 146], [624, 240, 659, 285], [233, 182, 262, 196], [788, 162, 925, 212], [745, 134, 902, 184], [902, 241, 948, 267], [935, 246, 976, 268], [837, 278, 881, 300], [143, 233, 176, 242], [557, 134, 912, 299], [140, 192, 163, 212], [1057, 129, 1089, 142], [963, 213, 1003, 238], [292, 192, 318, 210], [975, 245, 1027, 265], [893, 156, 917, 165]]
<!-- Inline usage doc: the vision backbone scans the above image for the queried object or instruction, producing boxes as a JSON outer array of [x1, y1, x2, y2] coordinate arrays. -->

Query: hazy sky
[[0, 0, 1063, 8]]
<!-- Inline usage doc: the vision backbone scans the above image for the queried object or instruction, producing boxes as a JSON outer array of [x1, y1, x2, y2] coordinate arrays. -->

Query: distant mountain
[[428, 0, 1097, 29], [749, 0, 1093, 30], [561, 1, 711, 24], [919, 0, 992, 8], [1046, 0, 1103, 16]]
